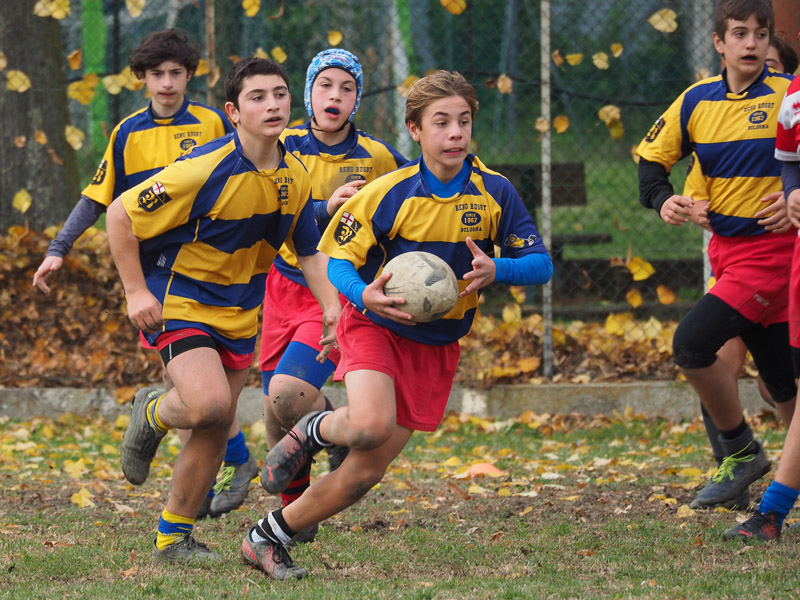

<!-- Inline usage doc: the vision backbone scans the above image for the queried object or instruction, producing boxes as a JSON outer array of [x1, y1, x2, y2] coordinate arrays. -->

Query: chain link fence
[[54, 0, 799, 374]]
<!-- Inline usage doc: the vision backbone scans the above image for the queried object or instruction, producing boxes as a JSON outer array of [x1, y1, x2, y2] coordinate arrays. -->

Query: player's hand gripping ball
[[382, 251, 459, 322]]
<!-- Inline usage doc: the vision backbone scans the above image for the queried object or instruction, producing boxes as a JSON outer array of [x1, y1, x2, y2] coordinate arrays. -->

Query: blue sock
[[758, 481, 799, 526], [224, 431, 249, 465]]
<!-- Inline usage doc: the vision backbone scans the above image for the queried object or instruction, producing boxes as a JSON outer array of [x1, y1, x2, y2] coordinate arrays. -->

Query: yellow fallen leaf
[[443, 456, 462, 468], [64, 459, 86, 479], [605, 312, 634, 337], [592, 52, 609, 70], [65, 125, 85, 150], [13, 189, 32, 214], [610, 43, 623, 58], [66, 48, 82, 70], [570, 374, 591, 384], [627, 256, 655, 281], [254, 47, 269, 59], [397, 75, 419, 97], [656, 284, 676, 304], [67, 73, 99, 105], [243, 0, 260, 18], [7, 70, 32, 93], [553, 115, 569, 133], [625, 288, 643, 308], [497, 74, 513, 94], [271, 46, 287, 64], [115, 414, 130, 429], [441, 0, 466, 15], [70, 488, 95, 508], [680, 467, 704, 479], [676, 504, 695, 518], [519, 506, 533, 516], [561, 495, 581, 501], [642, 316, 662, 340], [648, 8, 678, 33], [126, 0, 145, 17], [551, 49, 564, 67], [328, 30, 343, 46], [33, 0, 71, 19], [566, 53, 583, 66], [518, 356, 540, 374], [467, 483, 488, 495]]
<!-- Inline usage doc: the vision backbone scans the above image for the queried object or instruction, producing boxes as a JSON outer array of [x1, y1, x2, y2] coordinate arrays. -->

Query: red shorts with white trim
[[259, 269, 343, 372], [707, 231, 793, 327], [333, 304, 460, 432], [789, 233, 800, 350]]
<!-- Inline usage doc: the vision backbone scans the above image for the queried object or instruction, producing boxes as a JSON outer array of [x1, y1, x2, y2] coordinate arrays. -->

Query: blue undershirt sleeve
[[327, 257, 367, 311], [47, 196, 108, 258], [314, 200, 331, 230], [782, 161, 800, 199], [493, 253, 553, 286]]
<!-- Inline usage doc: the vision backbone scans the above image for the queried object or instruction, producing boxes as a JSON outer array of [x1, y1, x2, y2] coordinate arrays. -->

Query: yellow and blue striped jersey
[[638, 67, 792, 236], [317, 155, 547, 345], [83, 97, 232, 207], [273, 122, 406, 284], [119, 132, 317, 354]]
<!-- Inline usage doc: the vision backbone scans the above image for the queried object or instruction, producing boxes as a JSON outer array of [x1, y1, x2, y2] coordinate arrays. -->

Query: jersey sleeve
[[636, 89, 691, 171], [494, 180, 548, 259], [775, 83, 800, 162], [80, 126, 122, 208], [682, 152, 708, 200], [317, 181, 381, 268]]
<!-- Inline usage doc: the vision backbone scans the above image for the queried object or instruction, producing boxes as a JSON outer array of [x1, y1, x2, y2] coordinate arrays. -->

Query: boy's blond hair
[[405, 71, 479, 129]]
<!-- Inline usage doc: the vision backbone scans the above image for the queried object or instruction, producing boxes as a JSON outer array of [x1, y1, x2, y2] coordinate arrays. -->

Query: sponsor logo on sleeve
[[90, 159, 107, 185], [334, 211, 362, 246], [504, 233, 538, 248], [137, 181, 173, 212], [644, 116, 665, 142]]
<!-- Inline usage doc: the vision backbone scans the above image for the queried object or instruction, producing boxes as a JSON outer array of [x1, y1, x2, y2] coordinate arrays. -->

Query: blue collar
[[420, 158, 471, 197]]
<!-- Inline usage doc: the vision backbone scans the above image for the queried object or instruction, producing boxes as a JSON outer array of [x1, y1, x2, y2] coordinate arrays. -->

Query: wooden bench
[[489, 162, 611, 265]]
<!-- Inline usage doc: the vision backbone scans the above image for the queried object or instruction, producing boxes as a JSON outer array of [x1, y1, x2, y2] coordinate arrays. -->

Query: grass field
[[2, 409, 799, 599]]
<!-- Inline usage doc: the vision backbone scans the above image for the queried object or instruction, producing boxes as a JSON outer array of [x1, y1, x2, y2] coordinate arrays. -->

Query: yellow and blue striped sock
[[146, 393, 169, 435], [155, 509, 194, 550]]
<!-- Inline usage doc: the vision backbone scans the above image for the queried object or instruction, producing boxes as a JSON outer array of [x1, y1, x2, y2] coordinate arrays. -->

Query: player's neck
[[239, 130, 282, 171], [724, 69, 760, 95], [312, 121, 351, 148], [150, 95, 185, 119]]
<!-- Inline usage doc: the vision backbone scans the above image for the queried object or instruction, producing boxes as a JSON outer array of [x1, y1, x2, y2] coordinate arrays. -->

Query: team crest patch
[[137, 181, 173, 212], [279, 184, 289, 205], [91, 159, 107, 185], [180, 138, 197, 151], [644, 116, 665, 142], [334, 211, 362, 246], [345, 174, 366, 184], [504, 233, 537, 249]]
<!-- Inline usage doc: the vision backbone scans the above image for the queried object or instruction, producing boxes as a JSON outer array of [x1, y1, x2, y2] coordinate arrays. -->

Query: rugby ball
[[382, 251, 459, 322]]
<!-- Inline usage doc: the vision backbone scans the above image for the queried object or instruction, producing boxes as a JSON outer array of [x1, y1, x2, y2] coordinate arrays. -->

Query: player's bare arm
[[460, 236, 496, 297], [754, 191, 791, 234], [326, 179, 366, 216], [362, 271, 416, 325], [296, 251, 342, 361], [659, 194, 696, 225], [32, 255, 64, 294], [106, 199, 164, 334]]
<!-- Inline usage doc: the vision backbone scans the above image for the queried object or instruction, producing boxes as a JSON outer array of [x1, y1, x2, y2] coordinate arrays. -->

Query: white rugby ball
[[382, 251, 459, 322]]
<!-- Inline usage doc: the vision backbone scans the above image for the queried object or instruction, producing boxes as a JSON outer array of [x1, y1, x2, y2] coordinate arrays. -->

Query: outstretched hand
[[327, 179, 366, 216], [460, 237, 495, 297], [361, 270, 416, 325], [32, 255, 64, 294]]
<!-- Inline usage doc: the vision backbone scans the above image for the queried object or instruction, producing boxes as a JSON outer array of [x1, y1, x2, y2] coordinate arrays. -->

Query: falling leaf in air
[[7, 70, 32, 93], [68, 73, 99, 105], [102, 74, 123, 95], [497, 74, 513, 94], [64, 125, 86, 150], [0, 52, 7, 71], [551, 49, 564, 67], [565, 53, 583, 66], [33, 0, 71, 19], [13, 189, 32, 214], [553, 115, 569, 133], [116, 67, 142, 91], [627, 256, 655, 281], [610, 43, 623, 58], [396, 75, 419, 97], [70, 487, 95, 508], [254, 47, 268, 59], [195, 60, 210, 76], [328, 30, 343, 46], [535, 117, 550, 133], [608, 119, 624, 140], [695, 68, 710, 81], [126, 0, 145, 17], [34, 130, 48, 145], [597, 104, 620, 125], [592, 52, 609, 70], [656, 285, 676, 305], [441, 0, 467, 15], [648, 8, 678, 33], [271, 47, 288, 64], [626, 288, 643, 308], [48, 148, 64, 165], [502, 302, 522, 325], [66, 49, 82, 70], [14, 135, 27, 148], [242, 0, 260, 18], [268, 1, 285, 20]]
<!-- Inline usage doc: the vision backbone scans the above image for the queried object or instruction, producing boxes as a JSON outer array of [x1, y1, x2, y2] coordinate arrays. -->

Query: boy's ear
[[224, 101, 239, 124], [407, 120, 420, 143], [186, 70, 194, 82], [712, 32, 725, 55]]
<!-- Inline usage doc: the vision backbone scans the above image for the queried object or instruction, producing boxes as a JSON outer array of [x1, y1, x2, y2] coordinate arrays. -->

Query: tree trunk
[[0, 0, 79, 230]]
